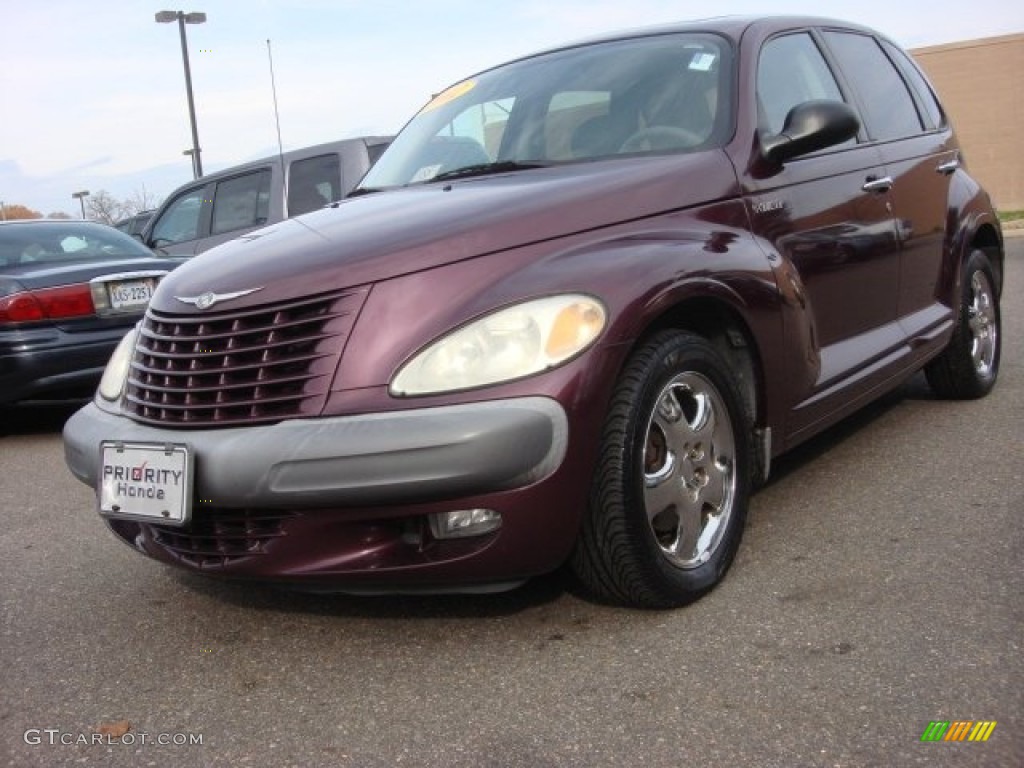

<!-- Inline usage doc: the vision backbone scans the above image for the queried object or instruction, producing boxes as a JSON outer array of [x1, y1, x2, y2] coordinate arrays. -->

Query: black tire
[[571, 331, 752, 608], [925, 249, 1001, 399]]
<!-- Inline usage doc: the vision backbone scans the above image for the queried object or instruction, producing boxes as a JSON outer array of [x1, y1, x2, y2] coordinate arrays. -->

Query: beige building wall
[[912, 33, 1024, 211]]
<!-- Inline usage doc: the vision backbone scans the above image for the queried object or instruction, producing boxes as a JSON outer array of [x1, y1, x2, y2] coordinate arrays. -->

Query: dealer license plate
[[106, 278, 156, 311], [99, 442, 193, 525]]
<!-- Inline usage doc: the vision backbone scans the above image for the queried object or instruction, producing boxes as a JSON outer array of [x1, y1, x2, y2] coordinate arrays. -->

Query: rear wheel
[[925, 249, 1001, 399], [572, 331, 752, 608]]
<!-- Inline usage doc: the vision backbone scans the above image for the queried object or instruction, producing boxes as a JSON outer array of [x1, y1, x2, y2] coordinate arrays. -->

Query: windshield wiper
[[346, 186, 383, 199], [429, 161, 547, 183]]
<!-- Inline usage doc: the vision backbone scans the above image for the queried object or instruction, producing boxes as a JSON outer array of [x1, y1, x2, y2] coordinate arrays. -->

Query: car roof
[[0, 218, 104, 228], [178, 135, 394, 185], [479, 15, 882, 71]]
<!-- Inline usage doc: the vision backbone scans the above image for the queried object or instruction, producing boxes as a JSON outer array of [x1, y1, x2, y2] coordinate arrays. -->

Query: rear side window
[[211, 170, 271, 235], [822, 31, 923, 140], [757, 33, 845, 137], [288, 153, 341, 216], [366, 141, 389, 166], [881, 40, 944, 131]]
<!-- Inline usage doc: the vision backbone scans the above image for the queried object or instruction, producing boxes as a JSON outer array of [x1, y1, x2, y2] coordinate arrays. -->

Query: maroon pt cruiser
[[64, 16, 1004, 607]]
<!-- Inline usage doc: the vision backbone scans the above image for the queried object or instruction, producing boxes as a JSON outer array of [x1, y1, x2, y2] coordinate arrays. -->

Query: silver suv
[[141, 136, 391, 256]]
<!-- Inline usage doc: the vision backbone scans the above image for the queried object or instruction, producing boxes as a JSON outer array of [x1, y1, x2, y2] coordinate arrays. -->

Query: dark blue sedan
[[1, 220, 183, 404]]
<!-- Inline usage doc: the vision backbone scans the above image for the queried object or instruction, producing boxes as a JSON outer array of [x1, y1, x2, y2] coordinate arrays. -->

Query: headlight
[[391, 294, 606, 396], [97, 327, 139, 402]]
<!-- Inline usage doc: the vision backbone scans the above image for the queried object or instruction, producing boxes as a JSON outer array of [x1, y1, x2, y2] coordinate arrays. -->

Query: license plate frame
[[106, 278, 156, 311], [99, 442, 193, 526]]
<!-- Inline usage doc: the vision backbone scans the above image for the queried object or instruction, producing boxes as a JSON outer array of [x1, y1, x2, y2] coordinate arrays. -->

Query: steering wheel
[[619, 126, 704, 153]]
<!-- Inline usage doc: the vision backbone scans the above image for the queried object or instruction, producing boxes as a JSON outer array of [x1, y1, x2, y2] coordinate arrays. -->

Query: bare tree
[[125, 184, 160, 215], [85, 190, 127, 225], [81, 188, 162, 224]]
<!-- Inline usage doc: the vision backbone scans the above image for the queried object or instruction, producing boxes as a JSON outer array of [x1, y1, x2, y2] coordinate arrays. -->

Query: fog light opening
[[429, 509, 502, 539]]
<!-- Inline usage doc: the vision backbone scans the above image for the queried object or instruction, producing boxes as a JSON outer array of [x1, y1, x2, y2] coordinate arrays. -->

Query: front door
[[744, 31, 901, 439]]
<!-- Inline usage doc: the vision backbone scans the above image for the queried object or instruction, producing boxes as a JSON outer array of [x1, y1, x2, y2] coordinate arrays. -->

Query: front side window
[[757, 33, 846, 137], [150, 187, 205, 245], [822, 31, 923, 141], [359, 34, 731, 190], [211, 170, 271, 235]]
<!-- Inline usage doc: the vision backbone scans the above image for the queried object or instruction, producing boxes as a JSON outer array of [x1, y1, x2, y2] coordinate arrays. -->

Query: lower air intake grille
[[150, 508, 298, 568]]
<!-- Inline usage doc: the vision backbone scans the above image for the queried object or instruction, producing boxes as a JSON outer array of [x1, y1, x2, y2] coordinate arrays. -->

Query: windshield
[[360, 33, 731, 190]]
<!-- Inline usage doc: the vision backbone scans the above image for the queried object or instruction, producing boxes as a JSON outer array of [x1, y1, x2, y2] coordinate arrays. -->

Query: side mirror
[[761, 100, 860, 165]]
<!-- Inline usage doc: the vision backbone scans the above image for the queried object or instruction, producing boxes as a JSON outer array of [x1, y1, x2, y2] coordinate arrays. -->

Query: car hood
[[151, 151, 740, 313]]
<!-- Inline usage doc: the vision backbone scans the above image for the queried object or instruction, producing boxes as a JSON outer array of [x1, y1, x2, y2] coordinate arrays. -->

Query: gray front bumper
[[63, 397, 567, 508]]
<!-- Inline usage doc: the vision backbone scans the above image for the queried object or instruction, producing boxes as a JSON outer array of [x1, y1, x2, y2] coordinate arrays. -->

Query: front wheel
[[925, 249, 1001, 399], [571, 331, 752, 608]]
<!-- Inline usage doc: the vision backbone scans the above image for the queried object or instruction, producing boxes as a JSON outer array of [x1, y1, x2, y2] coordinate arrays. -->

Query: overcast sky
[[2, 0, 1022, 217]]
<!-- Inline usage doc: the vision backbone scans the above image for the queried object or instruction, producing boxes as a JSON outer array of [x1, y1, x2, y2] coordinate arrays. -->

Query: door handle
[[862, 176, 893, 194], [936, 155, 960, 175]]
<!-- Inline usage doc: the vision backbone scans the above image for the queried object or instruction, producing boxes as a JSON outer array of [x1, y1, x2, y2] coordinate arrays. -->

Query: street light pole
[[183, 148, 198, 179], [156, 10, 206, 179], [72, 190, 90, 219]]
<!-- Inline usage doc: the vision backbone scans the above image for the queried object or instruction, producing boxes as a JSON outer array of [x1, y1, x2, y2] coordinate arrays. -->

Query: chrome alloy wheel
[[968, 270, 998, 378], [642, 372, 737, 569]]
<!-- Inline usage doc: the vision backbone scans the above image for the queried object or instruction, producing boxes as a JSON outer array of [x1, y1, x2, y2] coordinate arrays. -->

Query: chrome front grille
[[124, 288, 368, 427]]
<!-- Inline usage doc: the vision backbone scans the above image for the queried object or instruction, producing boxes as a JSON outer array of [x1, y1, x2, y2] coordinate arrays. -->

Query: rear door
[[197, 168, 273, 254], [822, 30, 957, 335]]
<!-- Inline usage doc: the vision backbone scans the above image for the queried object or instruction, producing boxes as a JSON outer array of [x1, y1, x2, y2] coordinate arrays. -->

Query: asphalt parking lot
[[1, 238, 1021, 768]]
